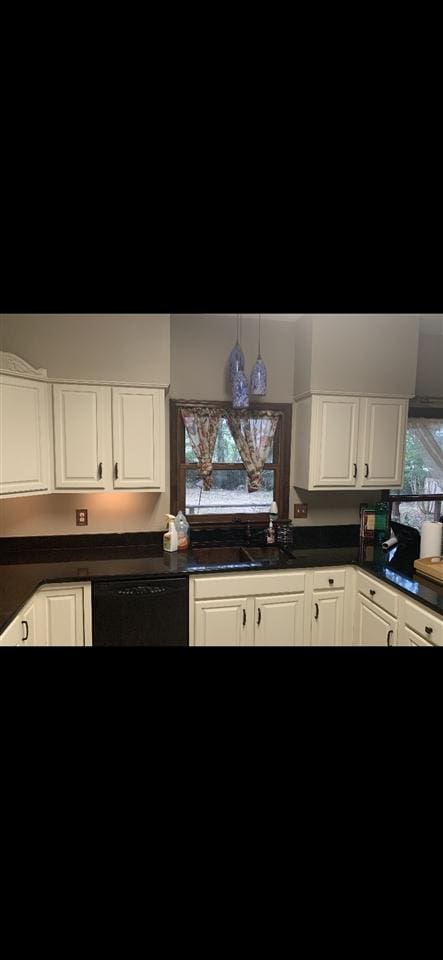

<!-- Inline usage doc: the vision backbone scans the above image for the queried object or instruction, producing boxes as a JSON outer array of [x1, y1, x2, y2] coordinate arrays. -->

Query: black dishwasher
[[92, 578, 188, 646]]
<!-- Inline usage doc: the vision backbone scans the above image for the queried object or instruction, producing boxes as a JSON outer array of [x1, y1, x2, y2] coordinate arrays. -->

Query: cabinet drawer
[[192, 571, 306, 600], [403, 600, 443, 646], [403, 626, 435, 647], [356, 570, 398, 618], [313, 568, 345, 591]]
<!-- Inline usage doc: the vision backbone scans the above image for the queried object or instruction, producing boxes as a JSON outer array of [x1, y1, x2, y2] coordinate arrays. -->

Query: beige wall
[[294, 315, 419, 398], [0, 314, 170, 383], [415, 315, 443, 399], [171, 314, 295, 402], [0, 491, 170, 537]]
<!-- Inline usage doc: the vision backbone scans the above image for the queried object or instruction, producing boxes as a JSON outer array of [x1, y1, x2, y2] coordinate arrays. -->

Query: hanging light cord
[[258, 314, 261, 357], [238, 313, 241, 346]]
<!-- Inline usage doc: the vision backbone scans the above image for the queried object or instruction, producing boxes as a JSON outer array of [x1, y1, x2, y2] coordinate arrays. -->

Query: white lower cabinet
[[354, 594, 397, 646], [311, 591, 344, 646], [194, 597, 252, 646], [254, 594, 305, 647], [0, 596, 37, 646], [36, 583, 92, 646], [190, 571, 306, 646], [0, 583, 92, 646]]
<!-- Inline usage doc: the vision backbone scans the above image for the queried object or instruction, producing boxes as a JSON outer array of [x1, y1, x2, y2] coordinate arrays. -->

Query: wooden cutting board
[[414, 556, 443, 584]]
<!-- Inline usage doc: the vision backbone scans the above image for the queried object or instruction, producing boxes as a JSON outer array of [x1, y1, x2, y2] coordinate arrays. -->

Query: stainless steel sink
[[189, 546, 252, 565]]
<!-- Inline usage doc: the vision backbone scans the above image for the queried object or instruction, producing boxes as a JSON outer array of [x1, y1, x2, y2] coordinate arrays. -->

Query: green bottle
[[374, 502, 389, 542]]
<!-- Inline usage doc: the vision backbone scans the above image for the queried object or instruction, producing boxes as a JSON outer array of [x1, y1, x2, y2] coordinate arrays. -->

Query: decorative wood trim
[[0, 352, 47, 378], [0, 353, 169, 389]]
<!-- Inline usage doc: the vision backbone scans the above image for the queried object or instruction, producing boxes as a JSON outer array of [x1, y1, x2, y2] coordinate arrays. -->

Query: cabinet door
[[0, 597, 37, 646], [254, 594, 305, 646], [311, 591, 344, 646], [194, 598, 252, 646], [37, 587, 85, 646], [354, 595, 397, 646], [0, 375, 50, 495], [359, 398, 408, 488], [53, 384, 108, 489], [311, 396, 360, 487], [112, 387, 165, 490]]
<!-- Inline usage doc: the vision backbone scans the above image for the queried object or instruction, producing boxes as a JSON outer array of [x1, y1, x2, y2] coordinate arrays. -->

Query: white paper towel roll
[[420, 521, 443, 558]]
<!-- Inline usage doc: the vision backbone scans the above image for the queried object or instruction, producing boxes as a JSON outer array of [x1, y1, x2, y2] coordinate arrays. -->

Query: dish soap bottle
[[175, 510, 190, 551], [266, 517, 276, 545], [163, 514, 178, 552]]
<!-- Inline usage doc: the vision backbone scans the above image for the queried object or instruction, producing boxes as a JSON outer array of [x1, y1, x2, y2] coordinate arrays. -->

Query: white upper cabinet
[[53, 384, 109, 489], [0, 354, 167, 498], [52, 383, 165, 493], [359, 398, 407, 488], [312, 396, 360, 487], [294, 394, 408, 491], [111, 387, 165, 490], [0, 373, 51, 496]]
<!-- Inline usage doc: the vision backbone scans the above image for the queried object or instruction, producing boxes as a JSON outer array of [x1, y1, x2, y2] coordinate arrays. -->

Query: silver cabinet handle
[[314, 603, 319, 620], [353, 463, 357, 478], [115, 462, 119, 480], [387, 629, 393, 646], [98, 462, 103, 480], [370, 589, 376, 597], [257, 608, 261, 626], [425, 626, 433, 636], [328, 578, 334, 585], [365, 463, 369, 478], [243, 609, 246, 627], [21, 620, 29, 642]]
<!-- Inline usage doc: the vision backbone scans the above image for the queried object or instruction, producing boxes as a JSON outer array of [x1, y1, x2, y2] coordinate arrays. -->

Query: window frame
[[170, 399, 292, 525], [382, 406, 443, 527]]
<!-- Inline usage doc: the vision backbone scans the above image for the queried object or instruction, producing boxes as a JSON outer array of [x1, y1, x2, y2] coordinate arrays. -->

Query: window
[[387, 413, 443, 531], [170, 400, 292, 522]]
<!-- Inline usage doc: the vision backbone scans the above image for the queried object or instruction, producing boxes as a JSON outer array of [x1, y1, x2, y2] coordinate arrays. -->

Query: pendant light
[[250, 314, 267, 396], [232, 315, 249, 408], [228, 314, 245, 383]]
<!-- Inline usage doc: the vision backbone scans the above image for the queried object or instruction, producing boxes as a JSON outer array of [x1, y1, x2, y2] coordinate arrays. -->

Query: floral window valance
[[180, 406, 282, 492]]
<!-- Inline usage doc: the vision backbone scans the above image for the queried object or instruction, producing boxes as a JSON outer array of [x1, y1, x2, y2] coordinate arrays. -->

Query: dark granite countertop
[[1, 529, 442, 634]]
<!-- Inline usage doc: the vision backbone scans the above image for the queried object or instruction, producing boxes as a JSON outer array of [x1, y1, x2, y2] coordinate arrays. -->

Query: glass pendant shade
[[232, 370, 249, 408], [229, 341, 245, 382], [228, 315, 245, 383], [250, 355, 267, 395]]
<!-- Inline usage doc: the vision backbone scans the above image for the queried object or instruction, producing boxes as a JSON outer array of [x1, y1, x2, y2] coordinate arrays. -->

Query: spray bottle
[[163, 514, 178, 552], [175, 510, 190, 551]]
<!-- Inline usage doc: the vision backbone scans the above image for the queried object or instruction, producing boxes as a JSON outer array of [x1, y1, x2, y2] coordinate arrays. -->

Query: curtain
[[408, 418, 443, 518], [226, 411, 280, 491], [409, 419, 443, 487], [180, 407, 222, 490]]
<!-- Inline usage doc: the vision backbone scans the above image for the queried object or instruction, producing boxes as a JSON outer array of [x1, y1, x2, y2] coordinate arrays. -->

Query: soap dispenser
[[266, 517, 276, 545], [163, 514, 178, 552]]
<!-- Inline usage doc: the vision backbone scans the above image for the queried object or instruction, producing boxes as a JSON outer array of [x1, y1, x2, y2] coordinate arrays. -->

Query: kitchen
[[0, 313, 442, 646]]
